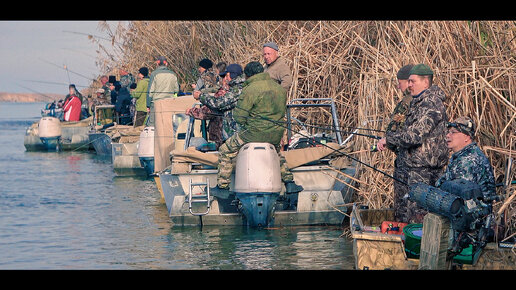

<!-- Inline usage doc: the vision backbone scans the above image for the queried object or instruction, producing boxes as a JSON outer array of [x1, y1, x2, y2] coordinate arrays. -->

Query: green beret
[[410, 64, 434, 76]]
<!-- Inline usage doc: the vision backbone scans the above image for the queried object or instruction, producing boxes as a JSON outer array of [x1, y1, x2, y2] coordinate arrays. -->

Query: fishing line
[[184, 104, 384, 140], [39, 58, 98, 83], [16, 84, 57, 101], [209, 103, 408, 186]]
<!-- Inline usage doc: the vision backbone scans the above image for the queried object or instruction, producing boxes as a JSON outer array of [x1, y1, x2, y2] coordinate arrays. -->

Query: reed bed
[[93, 20, 516, 239]]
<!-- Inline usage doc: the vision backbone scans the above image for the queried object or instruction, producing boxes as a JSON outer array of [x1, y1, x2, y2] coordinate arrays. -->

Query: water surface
[[0, 102, 355, 270]]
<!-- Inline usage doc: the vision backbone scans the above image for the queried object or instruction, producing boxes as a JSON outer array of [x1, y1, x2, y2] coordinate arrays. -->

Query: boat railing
[[286, 98, 343, 146]]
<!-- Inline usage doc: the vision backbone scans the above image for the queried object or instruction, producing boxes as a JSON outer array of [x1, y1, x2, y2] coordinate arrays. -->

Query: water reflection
[[166, 226, 353, 270]]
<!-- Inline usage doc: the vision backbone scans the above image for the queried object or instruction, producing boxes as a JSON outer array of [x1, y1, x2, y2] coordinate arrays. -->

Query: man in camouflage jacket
[[435, 116, 495, 199], [377, 65, 414, 222], [191, 64, 246, 148], [193, 58, 218, 92], [383, 64, 449, 224]]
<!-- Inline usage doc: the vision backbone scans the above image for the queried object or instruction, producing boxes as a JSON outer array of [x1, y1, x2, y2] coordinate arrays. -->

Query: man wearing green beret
[[380, 63, 449, 224]]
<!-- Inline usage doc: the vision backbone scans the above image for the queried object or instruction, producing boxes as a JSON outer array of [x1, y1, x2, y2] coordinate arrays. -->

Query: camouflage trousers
[[393, 161, 443, 224], [217, 133, 293, 188]]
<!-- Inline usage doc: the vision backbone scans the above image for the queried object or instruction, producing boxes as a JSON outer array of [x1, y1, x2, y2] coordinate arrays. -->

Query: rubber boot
[[284, 181, 304, 194]]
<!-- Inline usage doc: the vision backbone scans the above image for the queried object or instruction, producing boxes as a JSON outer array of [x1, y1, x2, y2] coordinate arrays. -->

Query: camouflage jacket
[[120, 73, 135, 90], [385, 85, 449, 169], [386, 89, 412, 152], [102, 84, 111, 100], [435, 142, 496, 199], [233, 72, 287, 145], [195, 68, 218, 91], [199, 75, 246, 141]]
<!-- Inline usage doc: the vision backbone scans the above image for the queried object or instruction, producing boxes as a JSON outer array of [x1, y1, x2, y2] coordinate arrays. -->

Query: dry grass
[[93, 20, 516, 239]]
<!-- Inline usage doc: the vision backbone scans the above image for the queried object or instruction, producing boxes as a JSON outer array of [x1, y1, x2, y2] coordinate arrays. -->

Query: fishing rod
[[285, 114, 385, 133], [287, 120, 383, 140], [200, 108, 384, 141], [62, 30, 112, 42], [16, 83, 60, 101], [23, 79, 89, 88], [39, 58, 98, 83], [64, 62, 72, 84], [229, 103, 408, 186]]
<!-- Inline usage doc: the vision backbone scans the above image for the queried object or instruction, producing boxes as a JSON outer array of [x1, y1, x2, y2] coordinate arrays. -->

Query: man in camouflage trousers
[[381, 64, 449, 224], [377, 65, 414, 221], [436, 116, 495, 199], [214, 62, 303, 195]]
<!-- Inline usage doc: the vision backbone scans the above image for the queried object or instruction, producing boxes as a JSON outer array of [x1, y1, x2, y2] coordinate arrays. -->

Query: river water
[[0, 102, 355, 270]]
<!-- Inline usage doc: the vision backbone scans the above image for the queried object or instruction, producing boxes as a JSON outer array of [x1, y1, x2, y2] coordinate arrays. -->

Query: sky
[[0, 21, 118, 95]]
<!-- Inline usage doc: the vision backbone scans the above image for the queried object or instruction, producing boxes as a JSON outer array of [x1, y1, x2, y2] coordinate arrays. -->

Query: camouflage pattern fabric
[[199, 75, 246, 141], [217, 133, 293, 188], [195, 68, 218, 91], [120, 73, 135, 90], [385, 85, 449, 169], [102, 84, 111, 100], [394, 165, 443, 224], [217, 133, 246, 188], [187, 102, 223, 148], [386, 85, 449, 223], [435, 142, 496, 199], [386, 89, 412, 152]]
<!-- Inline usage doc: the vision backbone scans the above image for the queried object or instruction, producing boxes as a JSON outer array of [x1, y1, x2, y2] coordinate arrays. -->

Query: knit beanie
[[199, 58, 213, 70], [139, 67, 149, 77]]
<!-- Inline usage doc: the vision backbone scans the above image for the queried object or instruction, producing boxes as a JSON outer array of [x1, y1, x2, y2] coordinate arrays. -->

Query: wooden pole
[[418, 213, 452, 270]]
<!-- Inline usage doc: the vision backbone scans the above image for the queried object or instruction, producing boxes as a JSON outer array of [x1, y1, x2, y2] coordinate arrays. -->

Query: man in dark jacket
[[381, 64, 449, 224], [115, 87, 132, 125]]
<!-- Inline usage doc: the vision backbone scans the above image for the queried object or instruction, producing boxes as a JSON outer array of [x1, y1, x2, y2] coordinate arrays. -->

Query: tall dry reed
[[93, 20, 516, 238]]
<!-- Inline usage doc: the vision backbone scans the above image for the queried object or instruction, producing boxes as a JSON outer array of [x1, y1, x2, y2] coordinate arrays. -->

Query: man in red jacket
[[63, 94, 82, 121]]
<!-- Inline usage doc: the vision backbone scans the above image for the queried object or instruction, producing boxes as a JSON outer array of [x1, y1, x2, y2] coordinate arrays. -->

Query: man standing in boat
[[131, 67, 150, 127], [379, 64, 449, 224], [263, 42, 292, 91], [435, 116, 496, 199], [146, 56, 179, 126], [190, 63, 246, 148], [214, 62, 303, 195], [376, 64, 414, 223]]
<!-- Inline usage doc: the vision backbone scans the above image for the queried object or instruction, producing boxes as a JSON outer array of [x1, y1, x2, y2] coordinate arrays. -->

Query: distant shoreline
[[0, 92, 64, 103]]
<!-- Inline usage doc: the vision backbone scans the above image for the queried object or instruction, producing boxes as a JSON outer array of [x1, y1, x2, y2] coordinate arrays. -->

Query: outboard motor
[[408, 179, 496, 255], [38, 117, 62, 151], [138, 126, 155, 176], [234, 142, 282, 227]]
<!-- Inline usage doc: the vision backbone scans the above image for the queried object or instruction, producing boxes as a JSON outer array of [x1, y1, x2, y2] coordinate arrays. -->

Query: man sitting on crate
[[212, 61, 303, 197], [435, 116, 496, 200]]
